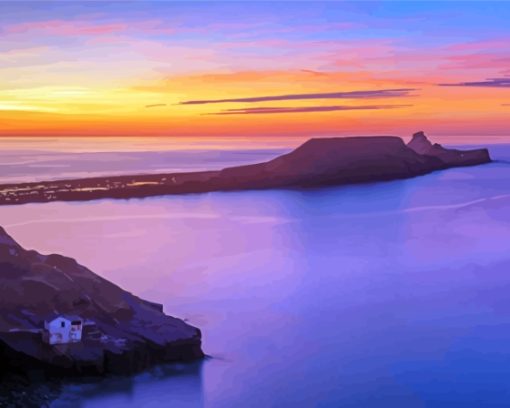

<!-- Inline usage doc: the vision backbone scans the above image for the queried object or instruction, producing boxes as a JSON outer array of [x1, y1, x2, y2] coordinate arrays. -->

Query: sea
[[1, 137, 510, 407]]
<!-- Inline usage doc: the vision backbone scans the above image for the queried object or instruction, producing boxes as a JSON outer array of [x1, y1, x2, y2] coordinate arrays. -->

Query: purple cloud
[[145, 103, 167, 108], [439, 78, 510, 87], [180, 88, 417, 105], [206, 104, 412, 115]]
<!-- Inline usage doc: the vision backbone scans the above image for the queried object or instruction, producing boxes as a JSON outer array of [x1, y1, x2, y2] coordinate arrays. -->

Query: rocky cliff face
[[407, 131, 491, 166], [214, 132, 491, 190], [0, 227, 203, 377]]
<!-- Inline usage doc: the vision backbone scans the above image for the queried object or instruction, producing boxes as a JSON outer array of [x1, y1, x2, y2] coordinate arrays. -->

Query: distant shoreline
[[0, 133, 492, 206], [0, 170, 222, 206]]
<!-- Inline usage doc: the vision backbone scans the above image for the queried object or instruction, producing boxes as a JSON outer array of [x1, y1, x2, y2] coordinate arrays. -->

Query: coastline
[[0, 134, 492, 207], [0, 225, 205, 405]]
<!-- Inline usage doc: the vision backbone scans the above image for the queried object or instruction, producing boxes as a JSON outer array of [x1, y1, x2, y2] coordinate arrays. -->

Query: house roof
[[44, 313, 82, 323]]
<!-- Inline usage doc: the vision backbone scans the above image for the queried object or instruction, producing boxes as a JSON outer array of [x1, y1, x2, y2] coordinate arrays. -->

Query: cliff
[[0, 226, 203, 377], [407, 131, 491, 166]]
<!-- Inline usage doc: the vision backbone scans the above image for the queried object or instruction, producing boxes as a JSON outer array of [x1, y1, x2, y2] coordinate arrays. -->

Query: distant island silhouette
[[0, 132, 491, 206]]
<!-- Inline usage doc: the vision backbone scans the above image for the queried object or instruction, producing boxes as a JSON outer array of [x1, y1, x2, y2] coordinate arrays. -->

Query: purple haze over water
[[1, 144, 510, 407], [0, 138, 290, 184]]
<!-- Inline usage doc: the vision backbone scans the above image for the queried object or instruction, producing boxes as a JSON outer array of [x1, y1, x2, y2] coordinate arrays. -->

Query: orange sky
[[1, 2, 509, 141]]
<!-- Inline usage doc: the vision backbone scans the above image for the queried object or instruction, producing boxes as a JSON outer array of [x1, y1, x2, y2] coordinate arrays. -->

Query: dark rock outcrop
[[407, 131, 491, 166], [0, 226, 203, 378]]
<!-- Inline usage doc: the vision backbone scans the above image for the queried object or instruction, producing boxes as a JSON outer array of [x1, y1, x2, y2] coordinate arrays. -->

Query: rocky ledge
[[0, 226, 204, 381]]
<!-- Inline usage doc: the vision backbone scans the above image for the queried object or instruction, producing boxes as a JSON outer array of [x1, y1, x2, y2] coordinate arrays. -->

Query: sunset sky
[[1, 1, 509, 139]]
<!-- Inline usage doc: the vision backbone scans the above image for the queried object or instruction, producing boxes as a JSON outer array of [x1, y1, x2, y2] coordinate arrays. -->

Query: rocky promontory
[[0, 132, 491, 205], [407, 131, 490, 166], [213, 131, 491, 189], [0, 226, 203, 381]]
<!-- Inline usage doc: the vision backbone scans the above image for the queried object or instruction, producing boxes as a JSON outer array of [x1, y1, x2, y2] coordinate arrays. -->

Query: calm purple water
[[0, 148, 290, 183], [1, 145, 510, 407], [0, 137, 293, 183]]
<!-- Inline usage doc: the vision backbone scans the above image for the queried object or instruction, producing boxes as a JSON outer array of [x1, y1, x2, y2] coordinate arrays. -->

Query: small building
[[42, 314, 83, 345]]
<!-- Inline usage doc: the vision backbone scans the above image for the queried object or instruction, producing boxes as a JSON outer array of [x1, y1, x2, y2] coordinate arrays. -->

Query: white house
[[42, 314, 83, 345]]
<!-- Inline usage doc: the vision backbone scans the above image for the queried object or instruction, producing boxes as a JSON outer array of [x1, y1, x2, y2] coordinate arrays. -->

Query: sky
[[1, 1, 509, 140]]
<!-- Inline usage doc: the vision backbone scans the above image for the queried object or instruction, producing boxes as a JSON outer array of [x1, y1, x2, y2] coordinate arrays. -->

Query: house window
[[61, 321, 65, 328]]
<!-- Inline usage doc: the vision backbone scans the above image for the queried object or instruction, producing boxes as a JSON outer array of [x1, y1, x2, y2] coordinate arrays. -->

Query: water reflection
[[52, 361, 204, 408]]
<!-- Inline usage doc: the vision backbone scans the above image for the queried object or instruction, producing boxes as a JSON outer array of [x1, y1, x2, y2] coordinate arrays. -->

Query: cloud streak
[[5, 20, 128, 36], [206, 104, 412, 115], [145, 103, 167, 108], [439, 78, 510, 88], [180, 88, 417, 105]]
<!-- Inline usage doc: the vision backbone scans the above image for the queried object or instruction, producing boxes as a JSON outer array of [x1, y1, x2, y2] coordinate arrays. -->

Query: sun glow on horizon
[[1, 1, 509, 140]]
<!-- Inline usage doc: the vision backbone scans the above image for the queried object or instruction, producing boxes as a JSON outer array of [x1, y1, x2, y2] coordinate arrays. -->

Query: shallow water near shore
[[1, 144, 510, 407]]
